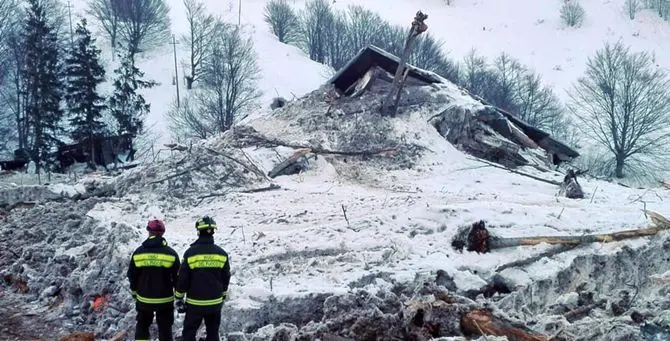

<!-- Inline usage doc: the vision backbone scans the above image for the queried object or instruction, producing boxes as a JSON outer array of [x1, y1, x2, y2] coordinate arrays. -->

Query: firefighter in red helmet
[[127, 219, 181, 341]]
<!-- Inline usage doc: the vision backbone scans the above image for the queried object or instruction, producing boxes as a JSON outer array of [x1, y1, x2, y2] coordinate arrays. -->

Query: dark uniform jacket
[[175, 235, 231, 311], [127, 235, 180, 310]]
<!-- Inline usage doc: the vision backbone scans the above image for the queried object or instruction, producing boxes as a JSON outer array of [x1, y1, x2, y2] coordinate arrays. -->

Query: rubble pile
[[227, 85, 428, 179], [0, 183, 68, 209], [0, 198, 139, 338], [112, 137, 270, 201], [495, 233, 670, 341], [223, 280, 557, 341], [223, 231, 670, 341]]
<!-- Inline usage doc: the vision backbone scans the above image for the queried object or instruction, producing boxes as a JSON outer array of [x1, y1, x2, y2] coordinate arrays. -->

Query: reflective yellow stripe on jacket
[[135, 294, 174, 304], [186, 296, 224, 306], [133, 253, 176, 268], [187, 254, 227, 269]]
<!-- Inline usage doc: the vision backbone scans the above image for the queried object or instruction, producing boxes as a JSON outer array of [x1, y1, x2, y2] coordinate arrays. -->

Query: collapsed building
[[327, 45, 579, 169], [4, 45, 670, 341]]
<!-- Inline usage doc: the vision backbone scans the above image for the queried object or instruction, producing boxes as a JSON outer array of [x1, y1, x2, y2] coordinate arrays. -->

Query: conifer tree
[[64, 18, 106, 153], [22, 0, 64, 174], [108, 51, 157, 157]]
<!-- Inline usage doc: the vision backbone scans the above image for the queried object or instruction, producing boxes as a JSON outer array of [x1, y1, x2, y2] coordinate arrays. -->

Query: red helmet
[[146, 219, 166, 235]]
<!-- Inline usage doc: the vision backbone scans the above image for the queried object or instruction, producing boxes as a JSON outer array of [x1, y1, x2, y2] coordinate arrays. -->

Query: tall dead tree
[[381, 11, 428, 117], [182, 0, 216, 89]]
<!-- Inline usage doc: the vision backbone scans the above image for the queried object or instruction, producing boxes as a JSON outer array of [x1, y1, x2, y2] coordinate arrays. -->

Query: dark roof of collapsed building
[[328, 45, 442, 93], [327, 45, 580, 160]]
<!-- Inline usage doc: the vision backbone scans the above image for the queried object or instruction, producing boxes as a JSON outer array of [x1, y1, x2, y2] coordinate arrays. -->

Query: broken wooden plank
[[454, 211, 670, 253], [468, 157, 562, 186], [109, 331, 128, 341], [461, 309, 549, 341], [239, 184, 282, 193], [268, 148, 315, 179], [56, 332, 95, 341]]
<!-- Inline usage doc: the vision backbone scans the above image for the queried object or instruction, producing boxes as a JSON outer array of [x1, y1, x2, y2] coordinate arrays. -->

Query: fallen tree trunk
[[461, 309, 549, 341], [230, 125, 407, 158], [453, 210, 670, 253], [468, 157, 562, 186], [239, 184, 282, 193]]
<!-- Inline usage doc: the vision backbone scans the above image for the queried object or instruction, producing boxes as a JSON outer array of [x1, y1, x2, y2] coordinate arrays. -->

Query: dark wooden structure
[[328, 45, 441, 95], [0, 134, 135, 173], [0, 149, 30, 172], [54, 134, 134, 172]]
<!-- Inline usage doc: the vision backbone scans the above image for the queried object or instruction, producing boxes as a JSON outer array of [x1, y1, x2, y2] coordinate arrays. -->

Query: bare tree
[[263, 0, 300, 44], [87, 0, 120, 48], [645, 0, 670, 19], [376, 23, 406, 57], [625, 0, 640, 19], [345, 5, 386, 54], [409, 33, 459, 83], [560, 0, 585, 27], [325, 11, 351, 70], [0, 0, 18, 156], [116, 0, 171, 57], [182, 0, 216, 89], [0, 0, 18, 82], [0, 5, 28, 155], [515, 72, 563, 130], [168, 97, 210, 139], [488, 53, 524, 112], [170, 23, 261, 139], [569, 42, 670, 179], [460, 49, 491, 97], [300, 0, 335, 64]]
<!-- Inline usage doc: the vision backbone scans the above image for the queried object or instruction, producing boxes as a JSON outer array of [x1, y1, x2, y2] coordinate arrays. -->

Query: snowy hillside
[[66, 0, 670, 149], [320, 0, 670, 101]]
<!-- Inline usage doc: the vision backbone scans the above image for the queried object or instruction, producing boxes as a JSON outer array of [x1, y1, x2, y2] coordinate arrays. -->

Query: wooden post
[[66, 0, 74, 48], [238, 0, 242, 27], [170, 35, 180, 107], [381, 11, 429, 117]]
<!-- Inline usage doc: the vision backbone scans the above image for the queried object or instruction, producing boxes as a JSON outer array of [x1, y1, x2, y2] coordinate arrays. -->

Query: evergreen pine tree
[[108, 51, 157, 157], [64, 18, 106, 144], [22, 0, 64, 174]]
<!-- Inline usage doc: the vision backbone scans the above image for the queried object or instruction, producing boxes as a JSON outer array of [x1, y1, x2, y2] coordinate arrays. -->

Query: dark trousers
[[135, 308, 174, 341], [181, 306, 221, 341]]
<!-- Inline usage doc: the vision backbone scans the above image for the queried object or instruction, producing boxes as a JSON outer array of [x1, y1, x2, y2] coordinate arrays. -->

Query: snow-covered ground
[[48, 73, 667, 314], [4, 76, 665, 338]]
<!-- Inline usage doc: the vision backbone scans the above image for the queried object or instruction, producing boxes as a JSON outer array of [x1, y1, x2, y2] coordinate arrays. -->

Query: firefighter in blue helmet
[[175, 216, 231, 341], [127, 219, 180, 341]]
